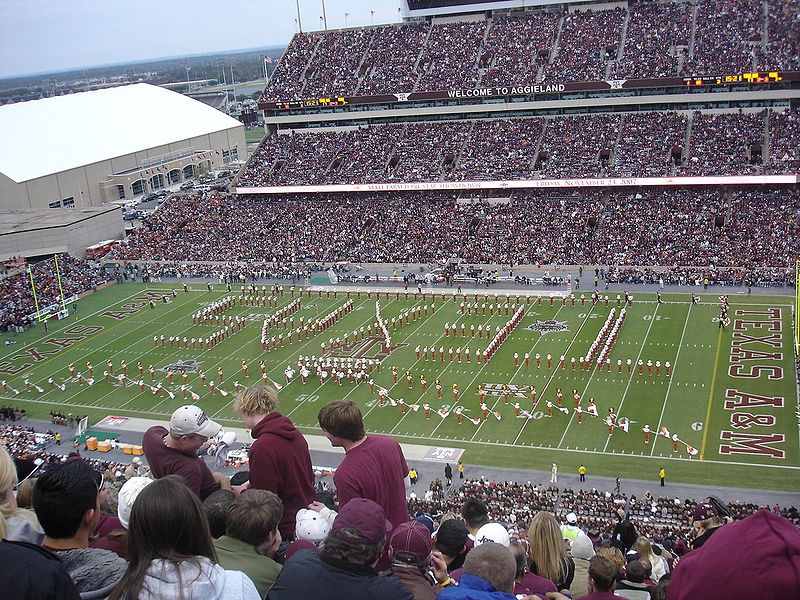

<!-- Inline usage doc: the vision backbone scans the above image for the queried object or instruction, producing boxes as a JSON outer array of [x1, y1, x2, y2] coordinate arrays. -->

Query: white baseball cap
[[118, 476, 153, 529], [295, 508, 330, 543], [169, 405, 221, 437], [567, 512, 578, 524], [474, 523, 510, 547]]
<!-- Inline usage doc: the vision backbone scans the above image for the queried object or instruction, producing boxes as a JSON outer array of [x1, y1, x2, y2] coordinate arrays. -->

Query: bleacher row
[[263, 0, 800, 101], [111, 187, 800, 271], [238, 109, 800, 187], [407, 478, 800, 546]]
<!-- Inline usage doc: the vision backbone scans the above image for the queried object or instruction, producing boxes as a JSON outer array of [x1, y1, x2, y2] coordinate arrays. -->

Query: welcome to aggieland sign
[[236, 174, 798, 195], [258, 72, 800, 110]]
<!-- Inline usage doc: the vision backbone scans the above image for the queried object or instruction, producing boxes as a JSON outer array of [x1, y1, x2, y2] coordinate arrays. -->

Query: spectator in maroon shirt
[[141, 405, 231, 501], [233, 385, 314, 539], [318, 400, 410, 571]]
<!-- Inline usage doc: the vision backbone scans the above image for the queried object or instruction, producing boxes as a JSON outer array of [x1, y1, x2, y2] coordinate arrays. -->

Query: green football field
[[1, 282, 798, 491]]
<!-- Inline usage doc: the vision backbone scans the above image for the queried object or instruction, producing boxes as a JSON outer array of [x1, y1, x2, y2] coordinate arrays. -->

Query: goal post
[[28, 254, 68, 322]]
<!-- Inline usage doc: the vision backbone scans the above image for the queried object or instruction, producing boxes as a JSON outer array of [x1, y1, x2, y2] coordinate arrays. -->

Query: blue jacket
[[439, 574, 517, 600]]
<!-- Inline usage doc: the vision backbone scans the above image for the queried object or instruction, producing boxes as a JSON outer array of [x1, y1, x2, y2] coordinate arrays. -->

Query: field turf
[[1, 282, 797, 491]]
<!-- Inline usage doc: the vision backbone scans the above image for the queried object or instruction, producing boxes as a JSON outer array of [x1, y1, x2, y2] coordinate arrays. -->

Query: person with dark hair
[[388, 521, 454, 598], [215, 489, 284, 597], [439, 542, 517, 599], [0, 538, 81, 600], [647, 572, 670, 600], [614, 559, 649, 599], [268, 498, 412, 599], [204, 489, 237, 539], [33, 458, 127, 597], [461, 497, 489, 547], [142, 405, 231, 501], [233, 386, 315, 540], [610, 520, 638, 554], [317, 400, 409, 570], [510, 540, 557, 597], [108, 475, 259, 600], [433, 518, 469, 572]]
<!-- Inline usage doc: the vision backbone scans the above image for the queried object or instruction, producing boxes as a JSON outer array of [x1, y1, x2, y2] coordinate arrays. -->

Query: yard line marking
[[601, 301, 659, 452], [386, 307, 479, 433], [650, 302, 692, 456], [699, 327, 725, 460], [470, 304, 566, 442], [1, 286, 154, 382], [10, 289, 201, 408], [255, 299, 398, 421], [513, 303, 596, 446]]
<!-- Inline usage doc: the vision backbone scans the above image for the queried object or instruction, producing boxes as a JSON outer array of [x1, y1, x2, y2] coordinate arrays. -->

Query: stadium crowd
[[542, 8, 626, 83], [2, 403, 799, 599], [766, 108, 800, 173], [0, 254, 113, 332], [261, 0, 798, 101], [239, 110, 783, 186], [480, 13, 560, 87], [108, 187, 799, 278], [358, 24, 428, 95]]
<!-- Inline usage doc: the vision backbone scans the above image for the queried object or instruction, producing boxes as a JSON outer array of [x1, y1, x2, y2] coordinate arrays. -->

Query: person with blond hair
[[0, 444, 43, 544], [234, 385, 314, 539], [527, 511, 575, 590], [595, 546, 625, 578], [633, 536, 666, 583]]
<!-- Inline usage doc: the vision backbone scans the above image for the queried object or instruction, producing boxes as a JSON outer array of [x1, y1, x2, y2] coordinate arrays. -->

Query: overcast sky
[[0, 0, 403, 79]]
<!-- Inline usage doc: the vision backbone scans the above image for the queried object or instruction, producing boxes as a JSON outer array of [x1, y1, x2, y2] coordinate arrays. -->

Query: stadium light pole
[[345, 12, 348, 27], [295, 0, 303, 32], [371, 10, 375, 25], [321, 0, 328, 30]]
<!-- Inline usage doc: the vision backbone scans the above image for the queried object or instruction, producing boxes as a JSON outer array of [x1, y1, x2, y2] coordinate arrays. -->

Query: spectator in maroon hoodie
[[669, 510, 800, 600], [234, 385, 314, 540]]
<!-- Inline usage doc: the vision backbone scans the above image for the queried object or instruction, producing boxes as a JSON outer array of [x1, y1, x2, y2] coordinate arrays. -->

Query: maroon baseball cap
[[389, 521, 433, 564], [692, 502, 718, 522], [332, 498, 393, 544]]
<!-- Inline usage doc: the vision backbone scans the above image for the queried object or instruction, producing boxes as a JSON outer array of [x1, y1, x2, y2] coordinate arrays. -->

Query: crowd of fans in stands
[[262, 0, 799, 100], [239, 110, 783, 187], [108, 187, 799, 278], [766, 108, 800, 173], [0, 254, 113, 332]]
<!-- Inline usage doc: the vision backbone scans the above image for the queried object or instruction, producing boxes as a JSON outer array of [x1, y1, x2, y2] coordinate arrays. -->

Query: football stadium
[[1, 0, 799, 597]]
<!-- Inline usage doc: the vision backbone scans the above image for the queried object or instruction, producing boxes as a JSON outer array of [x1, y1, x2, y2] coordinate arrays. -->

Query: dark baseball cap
[[332, 498, 392, 544], [692, 502, 718, 522], [390, 521, 433, 564]]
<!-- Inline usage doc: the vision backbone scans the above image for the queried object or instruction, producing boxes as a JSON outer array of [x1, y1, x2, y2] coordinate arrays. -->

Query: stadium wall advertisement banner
[[236, 174, 797, 195]]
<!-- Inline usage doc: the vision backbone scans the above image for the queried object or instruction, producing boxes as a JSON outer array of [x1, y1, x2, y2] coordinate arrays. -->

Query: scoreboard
[[684, 72, 784, 86]]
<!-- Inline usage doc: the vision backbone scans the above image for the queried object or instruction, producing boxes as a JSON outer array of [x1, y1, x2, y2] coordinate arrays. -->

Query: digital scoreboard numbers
[[684, 72, 783, 86], [276, 97, 349, 110]]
